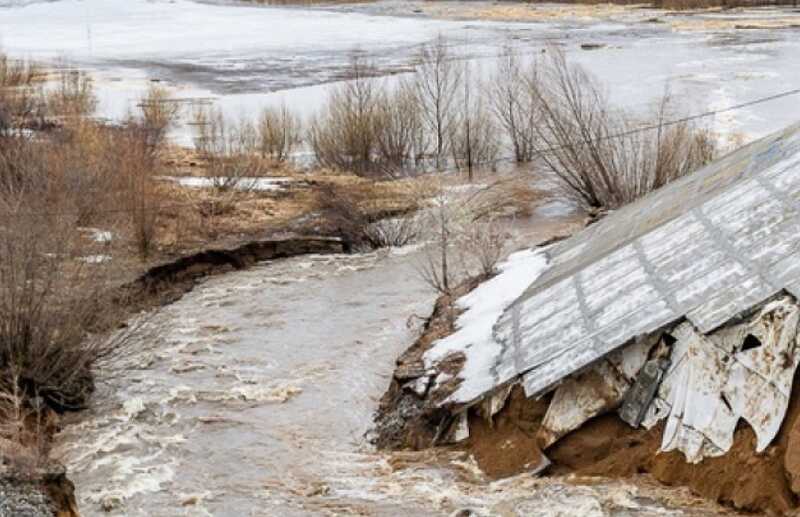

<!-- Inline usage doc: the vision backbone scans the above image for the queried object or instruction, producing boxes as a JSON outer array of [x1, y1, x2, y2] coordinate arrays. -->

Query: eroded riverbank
[[54, 244, 731, 516]]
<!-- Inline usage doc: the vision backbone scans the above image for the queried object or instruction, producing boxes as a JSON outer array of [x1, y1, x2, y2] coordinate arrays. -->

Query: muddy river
[[50, 213, 728, 516]]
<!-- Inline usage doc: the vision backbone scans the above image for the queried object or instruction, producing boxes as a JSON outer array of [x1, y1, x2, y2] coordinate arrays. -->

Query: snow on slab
[[160, 176, 293, 191], [424, 248, 549, 404]]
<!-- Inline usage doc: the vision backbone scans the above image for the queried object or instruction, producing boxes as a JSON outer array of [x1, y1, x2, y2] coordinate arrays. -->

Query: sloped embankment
[[0, 466, 79, 517], [374, 289, 800, 516], [120, 235, 345, 312]]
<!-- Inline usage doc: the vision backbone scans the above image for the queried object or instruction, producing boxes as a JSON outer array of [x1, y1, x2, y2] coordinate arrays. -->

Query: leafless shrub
[[0, 55, 41, 88], [530, 47, 716, 211], [44, 122, 118, 226], [0, 376, 49, 472], [316, 181, 421, 248], [416, 192, 458, 294], [257, 104, 301, 162], [0, 187, 130, 412], [0, 54, 44, 134], [363, 214, 421, 248], [450, 62, 498, 180], [374, 80, 429, 176], [316, 182, 375, 247], [309, 54, 382, 175], [116, 123, 161, 258], [415, 179, 515, 294], [462, 218, 506, 278], [414, 35, 462, 169], [138, 84, 181, 152], [47, 69, 97, 120], [489, 50, 541, 164], [193, 107, 267, 193]]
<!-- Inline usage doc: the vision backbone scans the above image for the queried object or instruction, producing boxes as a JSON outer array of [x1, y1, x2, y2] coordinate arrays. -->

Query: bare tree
[[450, 60, 498, 181], [417, 191, 456, 294], [47, 69, 97, 121], [414, 35, 462, 170], [489, 49, 541, 164], [529, 47, 716, 212], [309, 52, 382, 175], [138, 84, 181, 153], [374, 79, 428, 176], [193, 107, 267, 193], [415, 179, 514, 294]]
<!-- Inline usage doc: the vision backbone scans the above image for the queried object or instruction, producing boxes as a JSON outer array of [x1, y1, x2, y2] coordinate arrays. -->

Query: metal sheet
[[477, 123, 800, 405], [648, 299, 800, 462], [538, 337, 656, 448]]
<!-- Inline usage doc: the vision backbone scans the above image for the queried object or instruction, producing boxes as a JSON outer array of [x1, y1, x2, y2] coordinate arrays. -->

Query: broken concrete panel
[[477, 384, 513, 424], [537, 361, 627, 449], [450, 412, 469, 443], [608, 334, 659, 380], [537, 337, 655, 449], [452, 411, 469, 443]]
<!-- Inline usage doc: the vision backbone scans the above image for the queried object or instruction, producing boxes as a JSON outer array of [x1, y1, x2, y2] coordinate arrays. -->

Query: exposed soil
[[449, 374, 800, 515], [372, 277, 481, 450], [375, 277, 800, 515], [463, 387, 551, 479], [120, 234, 346, 314]]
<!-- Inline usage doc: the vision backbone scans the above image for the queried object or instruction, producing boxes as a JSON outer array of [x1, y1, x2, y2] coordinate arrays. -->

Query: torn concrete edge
[[436, 291, 800, 468]]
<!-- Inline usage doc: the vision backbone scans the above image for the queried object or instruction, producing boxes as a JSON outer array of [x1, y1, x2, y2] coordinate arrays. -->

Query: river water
[[53, 214, 729, 516]]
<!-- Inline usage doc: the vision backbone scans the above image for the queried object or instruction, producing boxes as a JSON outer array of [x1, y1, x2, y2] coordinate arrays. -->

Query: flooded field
[[3, 0, 800, 145]]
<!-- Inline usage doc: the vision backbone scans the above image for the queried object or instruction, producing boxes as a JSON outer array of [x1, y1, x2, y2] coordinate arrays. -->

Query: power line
[[429, 85, 800, 176]]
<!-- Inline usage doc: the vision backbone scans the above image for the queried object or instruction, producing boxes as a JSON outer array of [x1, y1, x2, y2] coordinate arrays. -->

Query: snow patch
[[424, 248, 549, 404], [160, 176, 292, 191], [82, 254, 111, 264]]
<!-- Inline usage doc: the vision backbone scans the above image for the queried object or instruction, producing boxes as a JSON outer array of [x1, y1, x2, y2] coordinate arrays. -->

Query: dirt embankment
[[372, 277, 482, 450], [460, 376, 800, 515], [375, 291, 800, 516], [0, 466, 79, 517], [122, 235, 346, 311]]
